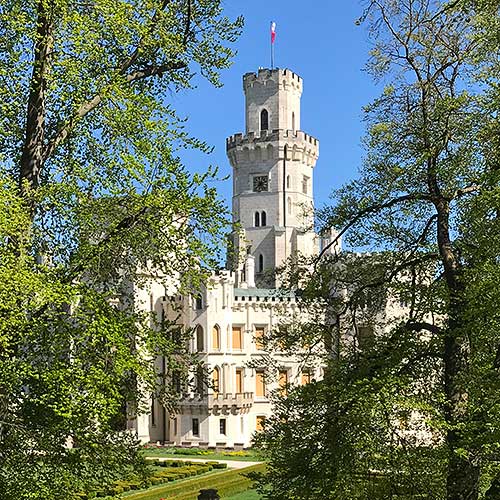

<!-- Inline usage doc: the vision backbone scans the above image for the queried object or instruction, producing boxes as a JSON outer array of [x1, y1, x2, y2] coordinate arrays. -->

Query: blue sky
[[171, 1, 383, 211]]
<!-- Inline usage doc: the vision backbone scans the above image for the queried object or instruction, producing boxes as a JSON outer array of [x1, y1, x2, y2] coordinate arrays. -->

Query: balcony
[[209, 392, 254, 410]]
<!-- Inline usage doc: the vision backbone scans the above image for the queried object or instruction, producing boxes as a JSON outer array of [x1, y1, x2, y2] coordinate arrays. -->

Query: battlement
[[226, 129, 319, 168], [243, 67, 303, 93], [226, 129, 318, 149]]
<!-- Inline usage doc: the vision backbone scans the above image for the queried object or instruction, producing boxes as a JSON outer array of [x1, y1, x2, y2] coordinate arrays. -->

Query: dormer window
[[260, 109, 269, 130]]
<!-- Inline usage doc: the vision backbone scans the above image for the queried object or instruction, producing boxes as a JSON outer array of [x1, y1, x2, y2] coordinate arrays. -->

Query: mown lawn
[[141, 447, 264, 462], [225, 489, 261, 499]]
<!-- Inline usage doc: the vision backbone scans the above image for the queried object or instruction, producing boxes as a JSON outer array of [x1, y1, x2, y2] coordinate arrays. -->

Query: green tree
[[0, 1, 242, 498], [256, 1, 500, 499]]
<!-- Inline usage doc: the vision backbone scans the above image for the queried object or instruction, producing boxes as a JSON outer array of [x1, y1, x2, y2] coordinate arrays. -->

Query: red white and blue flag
[[270, 21, 276, 44]]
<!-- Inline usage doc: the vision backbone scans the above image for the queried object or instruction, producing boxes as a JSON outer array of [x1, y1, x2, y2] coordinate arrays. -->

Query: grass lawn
[[224, 489, 261, 499], [123, 463, 265, 500], [141, 447, 264, 462]]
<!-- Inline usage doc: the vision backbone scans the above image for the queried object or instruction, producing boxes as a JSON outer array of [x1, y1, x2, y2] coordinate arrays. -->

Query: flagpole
[[270, 21, 276, 69]]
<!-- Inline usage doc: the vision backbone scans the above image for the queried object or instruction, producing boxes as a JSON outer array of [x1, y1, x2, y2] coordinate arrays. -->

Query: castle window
[[212, 324, 221, 350], [256, 415, 266, 431], [219, 418, 227, 435], [292, 112, 295, 132], [196, 325, 204, 352], [232, 326, 242, 350], [260, 109, 269, 130], [235, 368, 243, 393], [196, 366, 204, 395], [195, 293, 203, 310], [287, 197, 292, 215], [279, 369, 288, 396], [258, 254, 264, 273], [255, 327, 265, 350], [212, 366, 220, 396], [261, 211, 267, 226], [254, 211, 260, 227], [255, 370, 266, 397], [192, 418, 199, 436], [302, 175, 309, 194], [286, 175, 291, 189]]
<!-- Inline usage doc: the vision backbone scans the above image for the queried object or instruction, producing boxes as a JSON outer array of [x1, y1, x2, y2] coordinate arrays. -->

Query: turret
[[226, 68, 320, 286]]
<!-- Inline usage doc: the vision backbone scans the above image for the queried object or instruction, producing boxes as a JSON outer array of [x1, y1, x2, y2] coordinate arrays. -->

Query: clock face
[[253, 175, 268, 192]]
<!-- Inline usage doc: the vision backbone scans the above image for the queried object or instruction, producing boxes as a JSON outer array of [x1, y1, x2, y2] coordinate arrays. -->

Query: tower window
[[261, 211, 267, 226], [258, 254, 264, 273], [287, 197, 292, 215], [254, 211, 260, 227], [292, 112, 295, 132], [302, 176, 309, 194], [260, 109, 269, 130], [286, 175, 291, 189], [195, 293, 203, 310], [196, 325, 204, 352]]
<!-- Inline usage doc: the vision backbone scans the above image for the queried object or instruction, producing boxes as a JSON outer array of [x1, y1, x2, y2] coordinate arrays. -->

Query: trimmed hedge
[[124, 463, 265, 500], [77, 462, 217, 499]]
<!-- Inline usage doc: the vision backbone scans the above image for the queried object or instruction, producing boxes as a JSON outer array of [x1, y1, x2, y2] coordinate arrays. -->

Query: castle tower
[[226, 68, 320, 287]]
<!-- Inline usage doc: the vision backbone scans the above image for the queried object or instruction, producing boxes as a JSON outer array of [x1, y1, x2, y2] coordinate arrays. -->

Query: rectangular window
[[219, 418, 226, 435], [235, 368, 243, 393], [232, 326, 242, 350], [151, 394, 156, 427], [256, 415, 266, 432], [278, 370, 288, 396], [192, 418, 199, 437], [255, 327, 265, 350], [358, 326, 374, 350], [173, 417, 178, 436], [255, 370, 265, 397], [302, 175, 309, 194], [301, 371, 311, 385]]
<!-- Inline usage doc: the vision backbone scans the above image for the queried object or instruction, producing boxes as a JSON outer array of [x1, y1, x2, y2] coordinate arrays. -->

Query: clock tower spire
[[226, 68, 320, 287]]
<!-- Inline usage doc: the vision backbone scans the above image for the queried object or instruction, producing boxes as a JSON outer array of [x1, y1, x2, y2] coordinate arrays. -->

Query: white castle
[[133, 67, 341, 448]]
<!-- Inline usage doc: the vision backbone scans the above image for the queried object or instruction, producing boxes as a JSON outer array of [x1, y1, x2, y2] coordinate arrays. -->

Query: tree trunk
[[19, 0, 53, 203], [435, 199, 480, 500]]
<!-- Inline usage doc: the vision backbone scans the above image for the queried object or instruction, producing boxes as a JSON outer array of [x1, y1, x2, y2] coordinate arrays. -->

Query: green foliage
[[0, 1, 243, 499]]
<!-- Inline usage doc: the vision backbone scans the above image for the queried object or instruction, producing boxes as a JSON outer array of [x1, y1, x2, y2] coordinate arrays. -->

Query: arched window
[[196, 325, 204, 352], [212, 324, 220, 350], [261, 211, 267, 226], [258, 254, 264, 273], [286, 175, 291, 189], [195, 293, 202, 310], [212, 367, 220, 396], [292, 112, 295, 132], [196, 365, 204, 395], [287, 197, 292, 215], [260, 109, 269, 130], [254, 211, 260, 227]]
